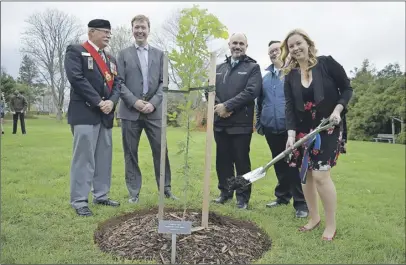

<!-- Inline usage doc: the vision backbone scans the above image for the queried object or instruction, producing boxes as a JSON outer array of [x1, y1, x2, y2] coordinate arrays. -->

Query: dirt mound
[[94, 207, 272, 264]]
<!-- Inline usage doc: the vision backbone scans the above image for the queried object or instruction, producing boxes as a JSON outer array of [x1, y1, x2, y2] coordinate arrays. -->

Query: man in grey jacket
[[10, 90, 28, 134], [116, 14, 177, 203]]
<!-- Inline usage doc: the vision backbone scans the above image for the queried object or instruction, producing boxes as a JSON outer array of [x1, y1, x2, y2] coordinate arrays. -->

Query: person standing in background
[[10, 90, 28, 135]]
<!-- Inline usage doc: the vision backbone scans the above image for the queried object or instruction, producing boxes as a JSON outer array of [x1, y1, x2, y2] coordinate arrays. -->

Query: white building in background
[[34, 92, 56, 113]]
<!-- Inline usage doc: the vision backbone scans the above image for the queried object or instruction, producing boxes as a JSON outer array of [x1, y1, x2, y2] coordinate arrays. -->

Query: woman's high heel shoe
[[298, 220, 321, 232]]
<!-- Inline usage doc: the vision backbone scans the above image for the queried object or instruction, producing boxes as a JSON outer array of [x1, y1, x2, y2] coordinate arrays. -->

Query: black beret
[[88, 19, 111, 29]]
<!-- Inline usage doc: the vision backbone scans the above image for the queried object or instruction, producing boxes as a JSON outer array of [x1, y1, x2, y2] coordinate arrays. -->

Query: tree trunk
[[56, 108, 63, 121]]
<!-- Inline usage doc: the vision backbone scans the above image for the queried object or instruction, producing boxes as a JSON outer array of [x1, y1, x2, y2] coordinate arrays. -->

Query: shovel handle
[[262, 121, 334, 172]]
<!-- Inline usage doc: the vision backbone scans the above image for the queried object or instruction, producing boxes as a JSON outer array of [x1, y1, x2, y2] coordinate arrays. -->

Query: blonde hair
[[279, 29, 318, 77]]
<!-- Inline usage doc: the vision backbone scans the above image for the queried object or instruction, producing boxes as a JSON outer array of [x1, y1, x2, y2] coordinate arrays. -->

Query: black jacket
[[10, 94, 28, 112], [65, 44, 121, 129], [284, 55, 353, 130], [213, 55, 262, 133]]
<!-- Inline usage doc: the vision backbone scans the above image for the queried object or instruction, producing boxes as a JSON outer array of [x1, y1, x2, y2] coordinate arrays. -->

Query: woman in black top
[[279, 29, 353, 241]]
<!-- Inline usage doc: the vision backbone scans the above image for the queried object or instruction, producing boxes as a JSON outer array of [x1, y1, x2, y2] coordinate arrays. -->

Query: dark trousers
[[121, 118, 171, 198], [13, 112, 26, 134], [214, 131, 252, 203], [264, 130, 307, 211]]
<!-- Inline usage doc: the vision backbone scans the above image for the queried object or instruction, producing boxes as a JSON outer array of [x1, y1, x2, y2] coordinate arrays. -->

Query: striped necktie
[[98, 50, 106, 63]]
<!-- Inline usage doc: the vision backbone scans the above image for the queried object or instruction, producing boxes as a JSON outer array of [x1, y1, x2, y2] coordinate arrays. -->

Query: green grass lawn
[[1, 117, 405, 264]]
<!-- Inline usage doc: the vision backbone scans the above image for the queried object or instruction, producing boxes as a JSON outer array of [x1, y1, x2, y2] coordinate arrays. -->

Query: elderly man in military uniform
[[64, 19, 121, 217]]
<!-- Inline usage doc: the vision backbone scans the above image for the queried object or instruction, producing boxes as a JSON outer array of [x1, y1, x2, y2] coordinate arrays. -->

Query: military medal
[[81, 41, 114, 92], [105, 71, 112, 81], [110, 62, 117, 75], [88, 57, 94, 70]]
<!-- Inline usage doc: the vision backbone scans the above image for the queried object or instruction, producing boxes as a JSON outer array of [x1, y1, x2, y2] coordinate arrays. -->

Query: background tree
[[347, 60, 405, 144], [20, 8, 84, 120], [107, 25, 133, 58], [0, 68, 17, 103], [106, 25, 133, 127], [17, 55, 45, 111]]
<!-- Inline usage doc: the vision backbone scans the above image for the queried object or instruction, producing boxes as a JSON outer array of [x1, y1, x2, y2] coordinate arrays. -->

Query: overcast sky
[[1, 1, 405, 79]]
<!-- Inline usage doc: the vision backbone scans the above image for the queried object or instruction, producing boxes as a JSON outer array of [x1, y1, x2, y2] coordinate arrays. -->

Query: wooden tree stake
[[201, 52, 217, 228], [158, 52, 169, 220]]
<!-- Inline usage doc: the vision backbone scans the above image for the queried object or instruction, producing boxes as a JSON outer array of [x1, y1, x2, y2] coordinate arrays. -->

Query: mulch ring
[[94, 207, 272, 264]]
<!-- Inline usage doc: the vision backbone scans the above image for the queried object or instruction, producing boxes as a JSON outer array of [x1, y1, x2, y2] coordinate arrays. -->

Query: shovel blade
[[228, 167, 266, 191], [243, 167, 266, 182]]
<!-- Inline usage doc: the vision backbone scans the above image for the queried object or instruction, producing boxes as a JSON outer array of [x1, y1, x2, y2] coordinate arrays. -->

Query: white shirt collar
[[134, 43, 149, 50], [274, 67, 280, 76], [88, 40, 102, 52]]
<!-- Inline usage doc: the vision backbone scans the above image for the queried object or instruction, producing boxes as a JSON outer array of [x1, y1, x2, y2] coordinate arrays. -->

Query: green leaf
[[220, 30, 229, 39]]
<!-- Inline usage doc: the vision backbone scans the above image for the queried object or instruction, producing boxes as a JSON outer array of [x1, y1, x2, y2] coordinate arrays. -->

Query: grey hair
[[230, 32, 248, 43]]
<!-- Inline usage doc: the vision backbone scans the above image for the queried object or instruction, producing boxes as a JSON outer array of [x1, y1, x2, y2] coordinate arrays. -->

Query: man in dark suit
[[64, 19, 121, 217], [116, 14, 177, 203], [212, 33, 262, 210]]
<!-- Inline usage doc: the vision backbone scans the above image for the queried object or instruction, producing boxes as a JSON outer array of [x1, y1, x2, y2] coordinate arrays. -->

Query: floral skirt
[[287, 125, 341, 171]]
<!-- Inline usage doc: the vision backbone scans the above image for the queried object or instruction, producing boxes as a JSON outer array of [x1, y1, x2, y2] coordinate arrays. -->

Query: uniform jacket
[[64, 42, 121, 129], [213, 55, 262, 134]]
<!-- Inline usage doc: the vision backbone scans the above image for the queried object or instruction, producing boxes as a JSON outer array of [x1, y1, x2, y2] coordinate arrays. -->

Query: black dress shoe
[[75, 206, 92, 217], [128, 196, 139, 204], [236, 201, 248, 210], [295, 209, 309, 218], [93, 199, 120, 207], [164, 190, 179, 200], [213, 196, 232, 204], [265, 200, 289, 208]]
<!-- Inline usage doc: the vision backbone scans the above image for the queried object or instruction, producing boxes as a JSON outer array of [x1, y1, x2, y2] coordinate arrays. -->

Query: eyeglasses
[[94, 28, 112, 36], [269, 49, 280, 55]]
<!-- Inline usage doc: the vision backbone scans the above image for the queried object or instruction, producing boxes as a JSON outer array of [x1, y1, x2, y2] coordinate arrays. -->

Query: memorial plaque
[[158, 220, 192, 234]]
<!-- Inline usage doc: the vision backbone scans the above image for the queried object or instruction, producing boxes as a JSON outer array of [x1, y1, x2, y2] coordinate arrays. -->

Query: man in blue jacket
[[256, 40, 308, 218]]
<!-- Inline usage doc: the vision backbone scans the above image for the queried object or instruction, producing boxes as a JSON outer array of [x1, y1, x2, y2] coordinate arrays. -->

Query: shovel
[[228, 118, 335, 190]]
